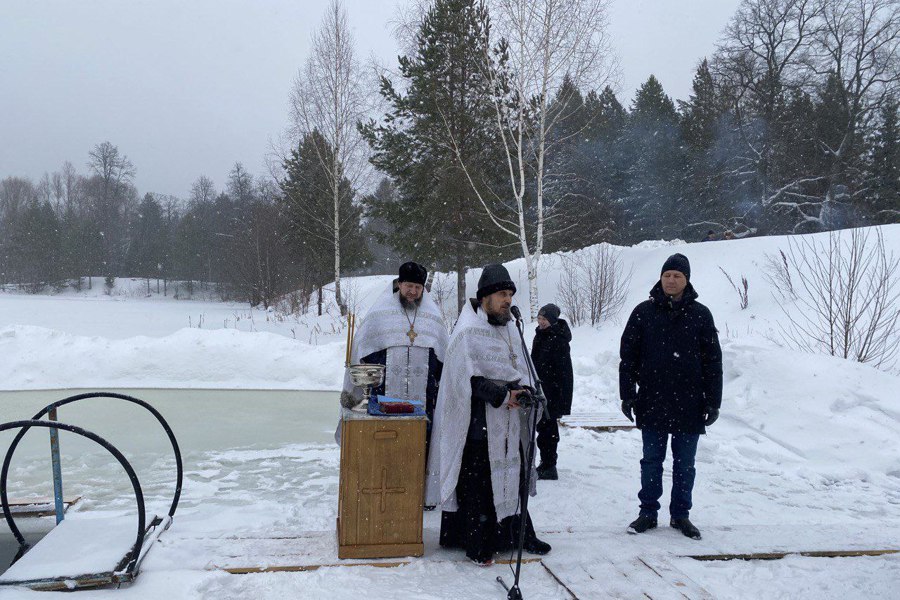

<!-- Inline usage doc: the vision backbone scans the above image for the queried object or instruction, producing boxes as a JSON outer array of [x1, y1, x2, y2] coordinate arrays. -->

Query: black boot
[[523, 535, 552, 555], [537, 463, 558, 480], [627, 514, 657, 534], [499, 513, 552, 555], [523, 516, 551, 555], [670, 518, 701, 540]]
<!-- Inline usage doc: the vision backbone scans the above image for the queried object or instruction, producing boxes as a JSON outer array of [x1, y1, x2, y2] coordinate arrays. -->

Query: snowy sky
[[0, 0, 741, 198]]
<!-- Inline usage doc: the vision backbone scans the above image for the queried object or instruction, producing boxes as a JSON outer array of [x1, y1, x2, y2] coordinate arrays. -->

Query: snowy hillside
[[2, 225, 898, 391]]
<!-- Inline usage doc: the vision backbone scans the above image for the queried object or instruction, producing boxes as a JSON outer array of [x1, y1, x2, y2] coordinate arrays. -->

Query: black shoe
[[627, 514, 658, 534], [469, 555, 494, 567], [537, 465, 558, 480], [670, 518, 701, 540], [523, 536, 552, 555]]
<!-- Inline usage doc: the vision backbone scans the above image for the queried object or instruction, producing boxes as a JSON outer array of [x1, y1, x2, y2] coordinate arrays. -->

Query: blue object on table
[[367, 395, 426, 417]]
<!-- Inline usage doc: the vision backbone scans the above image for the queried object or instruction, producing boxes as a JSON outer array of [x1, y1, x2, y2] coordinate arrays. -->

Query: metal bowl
[[348, 363, 386, 387]]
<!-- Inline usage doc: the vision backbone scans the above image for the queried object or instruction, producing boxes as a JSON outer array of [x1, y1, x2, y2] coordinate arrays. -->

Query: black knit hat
[[398, 261, 427, 285], [538, 303, 560, 324], [476, 264, 516, 300], [661, 253, 690, 280]]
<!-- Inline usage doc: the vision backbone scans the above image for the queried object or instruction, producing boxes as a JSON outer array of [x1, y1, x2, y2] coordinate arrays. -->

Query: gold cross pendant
[[407, 326, 418, 344]]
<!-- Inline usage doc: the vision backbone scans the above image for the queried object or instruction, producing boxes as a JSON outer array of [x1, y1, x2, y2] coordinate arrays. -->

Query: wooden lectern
[[337, 407, 426, 559]]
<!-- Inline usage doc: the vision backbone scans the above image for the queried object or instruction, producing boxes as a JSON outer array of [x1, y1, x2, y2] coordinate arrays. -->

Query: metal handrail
[[0, 392, 182, 550], [0, 420, 147, 575]]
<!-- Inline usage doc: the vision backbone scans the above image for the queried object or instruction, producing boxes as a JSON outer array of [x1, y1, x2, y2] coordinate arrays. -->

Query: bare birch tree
[[443, 0, 617, 317], [777, 227, 900, 370], [558, 243, 631, 327], [289, 0, 370, 315]]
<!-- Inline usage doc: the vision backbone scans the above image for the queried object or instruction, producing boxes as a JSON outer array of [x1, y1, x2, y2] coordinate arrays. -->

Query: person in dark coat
[[619, 253, 722, 540], [531, 303, 574, 480]]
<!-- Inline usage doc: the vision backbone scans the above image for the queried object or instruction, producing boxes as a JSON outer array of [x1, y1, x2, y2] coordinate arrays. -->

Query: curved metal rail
[[0, 420, 147, 575], [0, 392, 182, 550]]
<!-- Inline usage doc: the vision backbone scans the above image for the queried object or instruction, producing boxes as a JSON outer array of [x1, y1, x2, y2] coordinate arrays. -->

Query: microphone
[[510, 305, 522, 322]]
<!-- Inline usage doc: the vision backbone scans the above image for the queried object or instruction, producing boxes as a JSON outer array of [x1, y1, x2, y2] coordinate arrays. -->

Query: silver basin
[[348, 363, 386, 387]]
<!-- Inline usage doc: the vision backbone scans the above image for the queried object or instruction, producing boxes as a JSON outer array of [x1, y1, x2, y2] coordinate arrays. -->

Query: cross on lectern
[[361, 467, 406, 513]]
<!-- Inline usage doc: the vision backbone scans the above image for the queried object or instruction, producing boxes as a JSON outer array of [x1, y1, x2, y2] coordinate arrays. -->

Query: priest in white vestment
[[425, 264, 551, 566], [342, 262, 449, 451]]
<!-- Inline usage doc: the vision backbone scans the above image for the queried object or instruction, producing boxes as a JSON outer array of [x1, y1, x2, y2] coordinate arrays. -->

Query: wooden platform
[[136, 522, 899, 599], [0, 514, 169, 591], [5, 496, 81, 518], [560, 412, 636, 432]]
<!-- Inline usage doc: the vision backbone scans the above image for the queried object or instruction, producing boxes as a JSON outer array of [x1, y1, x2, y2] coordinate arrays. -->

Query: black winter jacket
[[619, 282, 722, 434], [531, 319, 574, 418]]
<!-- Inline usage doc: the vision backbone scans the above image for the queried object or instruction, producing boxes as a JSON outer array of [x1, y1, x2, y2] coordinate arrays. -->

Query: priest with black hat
[[342, 261, 449, 451], [425, 264, 551, 566]]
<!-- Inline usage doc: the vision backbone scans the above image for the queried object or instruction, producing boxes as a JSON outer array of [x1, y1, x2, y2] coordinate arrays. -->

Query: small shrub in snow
[[776, 228, 900, 371], [559, 244, 632, 327], [719, 266, 749, 309], [763, 249, 795, 299]]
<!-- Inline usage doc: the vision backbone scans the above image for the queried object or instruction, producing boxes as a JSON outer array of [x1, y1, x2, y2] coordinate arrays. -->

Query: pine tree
[[280, 129, 366, 310], [580, 87, 629, 240], [544, 81, 624, 248], [678, 59, 742, 237], [680, 60, 721, 152], [622, 75, 687, 241], [126, 193, 167, 293], [360, 0, 506, 312], [871, 97, 900, 223]]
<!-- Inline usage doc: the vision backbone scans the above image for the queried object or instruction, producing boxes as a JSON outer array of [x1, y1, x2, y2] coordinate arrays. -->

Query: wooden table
[[336, 407, 426, 559]]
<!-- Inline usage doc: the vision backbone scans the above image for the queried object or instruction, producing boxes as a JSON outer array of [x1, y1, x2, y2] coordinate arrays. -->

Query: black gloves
[[621, 398, 635, 422], [704, 408, 719, 427]]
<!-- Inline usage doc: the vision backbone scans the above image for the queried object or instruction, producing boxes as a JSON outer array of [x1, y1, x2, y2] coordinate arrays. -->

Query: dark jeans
[[638, 429, 700, 520], [536, 416, 560, 466]]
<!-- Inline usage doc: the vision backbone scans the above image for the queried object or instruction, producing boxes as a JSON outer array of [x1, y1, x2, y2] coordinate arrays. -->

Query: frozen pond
[[0, 387, 338, 459], [0, 388, 340, 574]]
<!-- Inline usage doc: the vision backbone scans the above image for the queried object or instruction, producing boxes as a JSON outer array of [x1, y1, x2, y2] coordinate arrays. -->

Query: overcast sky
[[1, 0, 741, 198]]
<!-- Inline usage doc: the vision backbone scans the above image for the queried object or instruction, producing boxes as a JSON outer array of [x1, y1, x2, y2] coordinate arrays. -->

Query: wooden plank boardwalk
[[560, 412, 636, 432]]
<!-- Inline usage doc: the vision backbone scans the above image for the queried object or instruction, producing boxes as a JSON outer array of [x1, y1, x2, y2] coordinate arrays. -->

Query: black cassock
[[438, 376, 538, 564]]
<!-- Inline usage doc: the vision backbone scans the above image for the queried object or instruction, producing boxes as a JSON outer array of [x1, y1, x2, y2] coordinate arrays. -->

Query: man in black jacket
[[532, 303, 574, 480], [619, 253, 722, 540]]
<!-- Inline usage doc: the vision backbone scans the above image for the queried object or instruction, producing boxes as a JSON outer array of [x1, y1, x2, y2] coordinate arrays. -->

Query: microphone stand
[[497, 308, 548, 600]]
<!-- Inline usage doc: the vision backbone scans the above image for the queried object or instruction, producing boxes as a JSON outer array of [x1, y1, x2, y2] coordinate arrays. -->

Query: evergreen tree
[[621, 75, 687, 241], [871, 97, 900, 223], [280, 129, 367, 307], [680, 60, 721, 152], [358, 178, 405, 275], [544, 81, 623, 248], [580, 87, 629, 241], [126, 193, 167, 293], [678, 59, 746, 237], [360, 0, 506, 312], [5, 201, 62, 291]]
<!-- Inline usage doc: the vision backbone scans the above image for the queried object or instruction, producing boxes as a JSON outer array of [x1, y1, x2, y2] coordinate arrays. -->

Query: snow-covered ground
[[1, 226, 899, 598]]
